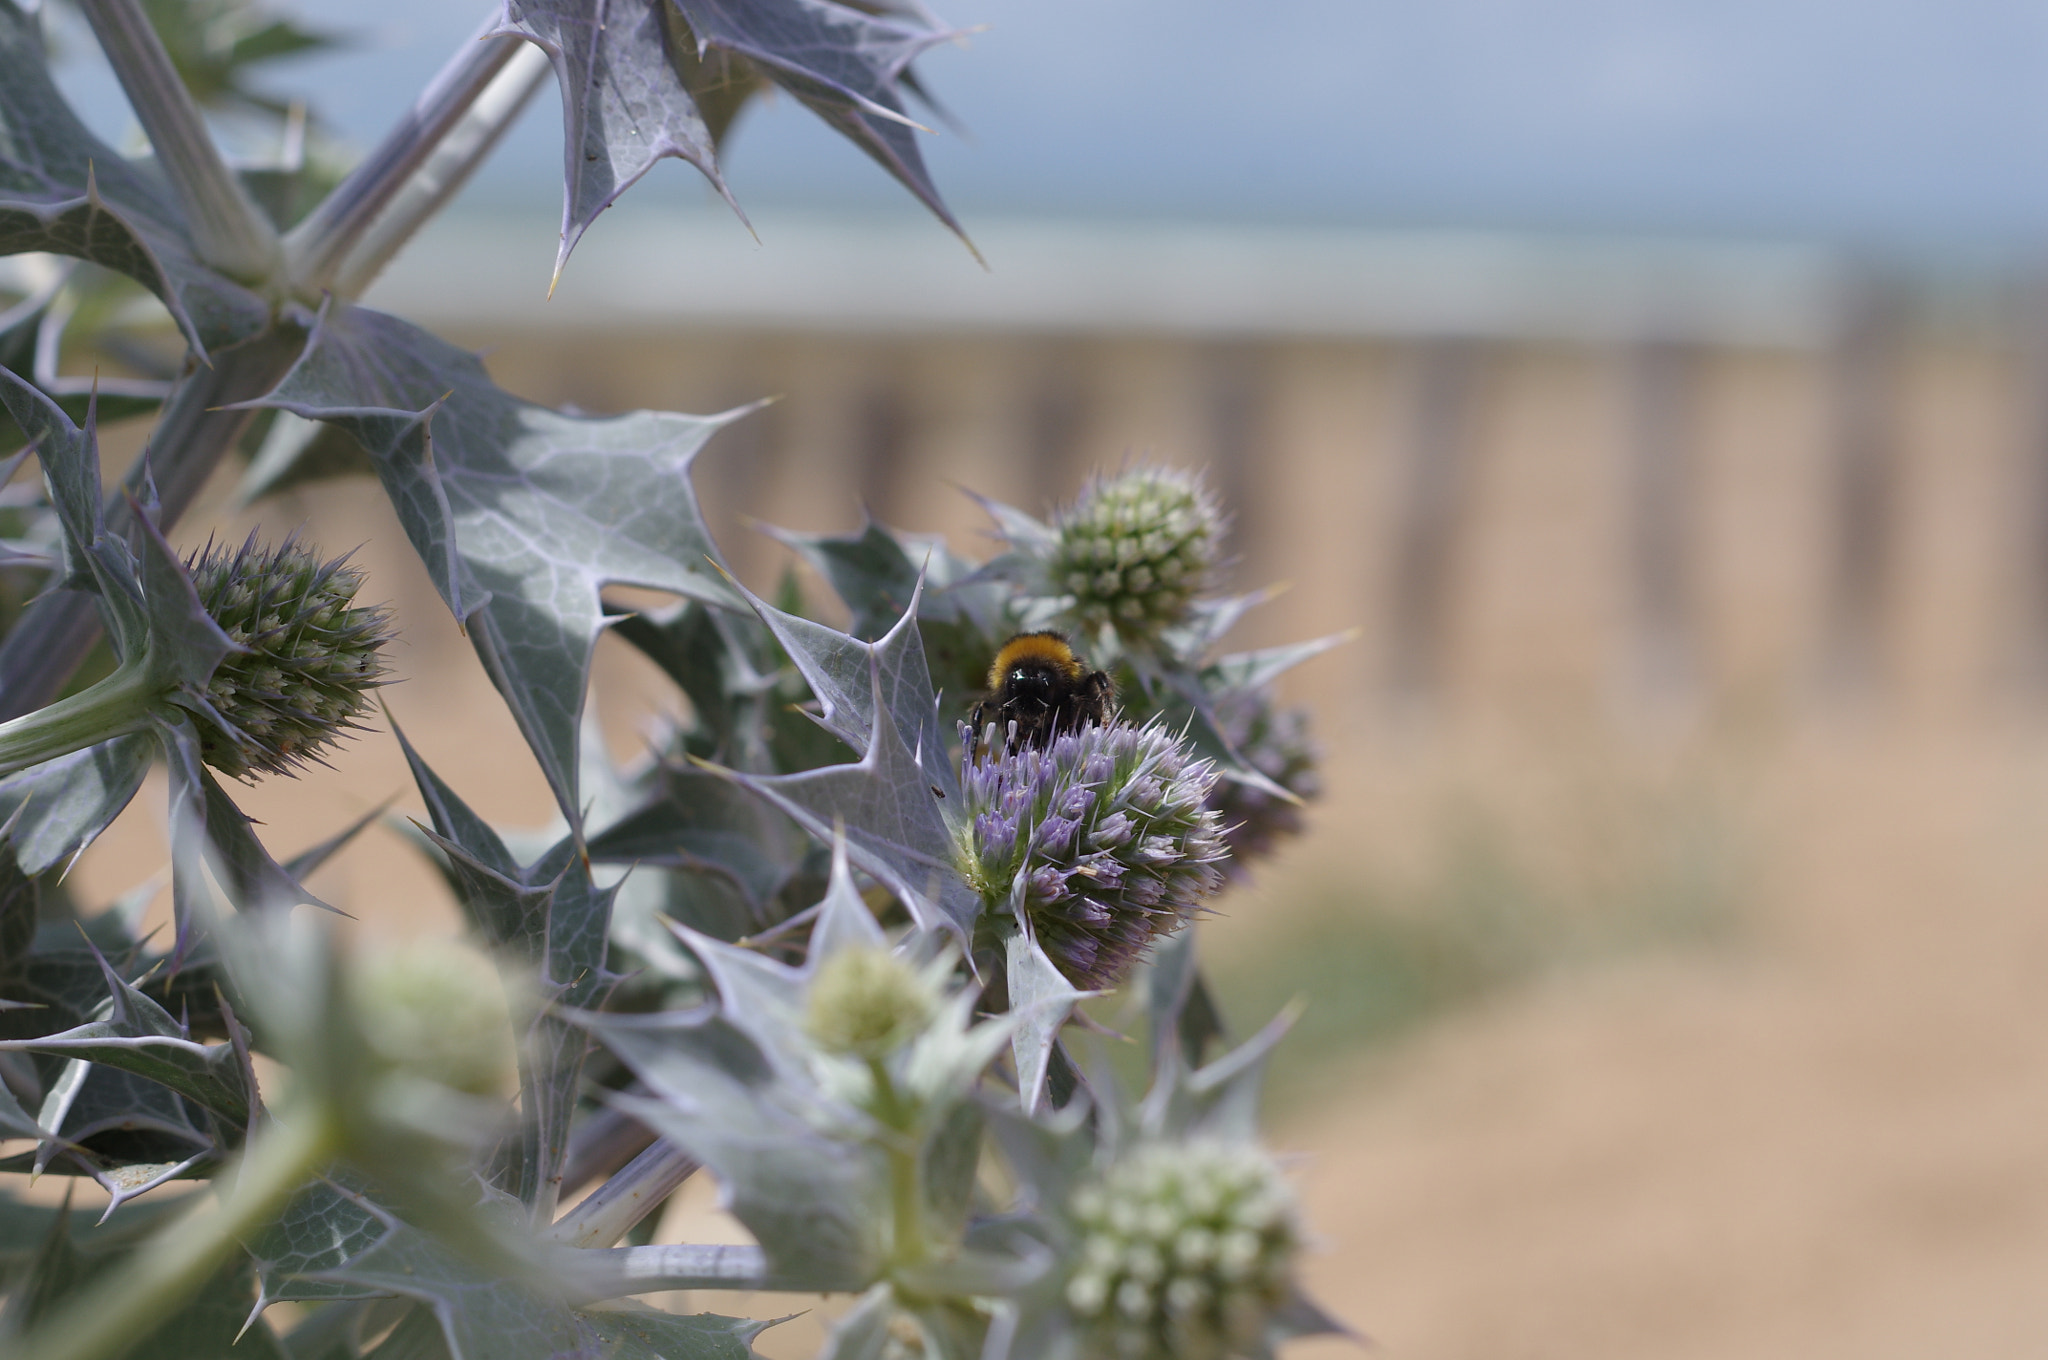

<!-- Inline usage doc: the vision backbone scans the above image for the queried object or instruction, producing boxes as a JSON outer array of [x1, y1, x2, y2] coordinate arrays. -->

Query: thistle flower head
[[959, 718, 1225, 989], [804, 944, 941, 1061], [181, 533, 392, 779], [349, 938, 515, 1099], [1063, 1140, 1303, 1360], [1208, 685, 1319, 877], [1050, 465, 1225, 639]]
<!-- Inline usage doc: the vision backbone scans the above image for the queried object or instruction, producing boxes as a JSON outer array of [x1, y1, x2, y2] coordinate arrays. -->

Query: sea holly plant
[[0, 0, 1350, 1357]]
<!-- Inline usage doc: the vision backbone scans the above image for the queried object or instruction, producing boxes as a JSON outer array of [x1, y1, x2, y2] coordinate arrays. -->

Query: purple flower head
[[957, 717, 1226, 989], [1207, 684, 1320, 879]]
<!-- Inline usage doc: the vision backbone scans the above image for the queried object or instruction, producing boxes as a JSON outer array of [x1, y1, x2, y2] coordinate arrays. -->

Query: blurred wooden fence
[[382, 215, 2047, 733]]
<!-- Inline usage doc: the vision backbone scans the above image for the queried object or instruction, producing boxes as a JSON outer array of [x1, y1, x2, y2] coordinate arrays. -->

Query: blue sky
[[50, 0, 2048, 249]]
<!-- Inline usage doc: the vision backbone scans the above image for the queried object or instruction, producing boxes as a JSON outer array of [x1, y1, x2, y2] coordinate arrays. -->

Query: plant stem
[[330, 42, 552, 300], [15, 1109, 334, 1360], [558, 1098, 658, 1196], [544, 1137, 699, 1248], [76, 0, 280, 282], [867, 1058, 929, 1272], [0, 656, 156, 777], [283, 12, 528, 298], [887, 1138, 927, 1271], [556, 1242, 789, 1303]]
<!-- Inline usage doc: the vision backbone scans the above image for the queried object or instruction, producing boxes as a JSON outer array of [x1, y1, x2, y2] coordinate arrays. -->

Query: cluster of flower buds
[[1022, 463, 1321, 881], [1049, 465, 1226, 638], [1064, 1140, 1304, 1360], [960, 718, 1226, 989], [183, 534, 391, 779]]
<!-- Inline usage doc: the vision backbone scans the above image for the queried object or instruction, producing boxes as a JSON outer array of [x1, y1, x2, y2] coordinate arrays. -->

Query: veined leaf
[[0, 376, 290, 897], [756, 518, 926, 643], [129, 1256, 291, 1360], [670, 0, 973, 253], [1003, 928, 1089, 1116], [0, 940, 253, 1127], [589, 1010, 888, 1292], [585, 760, 804, 923], [29, 1055, 214, 1183], [0, 736, 152, 877], [0, 1072, 35, 1139], [711, 656, 978, 938], [0, 370, 143, 641], [719, 567, 951, 795], [242, 1172, 394, 1312], [394, 724, 619, 1010], [245, 301, 744, 826], [1203, 630, 1359, 696], [159, 714, 323, 965], [1, 1215, 288, 1356], [492, 0, 745, 285]]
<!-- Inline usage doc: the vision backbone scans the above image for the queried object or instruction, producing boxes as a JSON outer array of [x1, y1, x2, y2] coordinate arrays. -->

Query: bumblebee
[[971, 631, 1117, 751]]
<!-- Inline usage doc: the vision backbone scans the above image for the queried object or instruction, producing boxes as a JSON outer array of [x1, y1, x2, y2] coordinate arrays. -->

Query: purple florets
[[959, 718, 1226, 989]]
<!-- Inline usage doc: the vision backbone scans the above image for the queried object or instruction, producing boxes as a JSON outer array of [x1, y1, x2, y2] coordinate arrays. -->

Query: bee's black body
[[971, 631, 1116, 751]]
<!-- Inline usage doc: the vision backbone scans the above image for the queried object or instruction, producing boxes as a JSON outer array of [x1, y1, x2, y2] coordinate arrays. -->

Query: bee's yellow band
[[988, 632, 1084, 689]]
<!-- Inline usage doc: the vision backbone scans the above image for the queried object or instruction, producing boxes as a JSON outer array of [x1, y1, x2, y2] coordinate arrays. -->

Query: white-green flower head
[[798, 942, 998, 1130], [348, 938, 516, 1100], [1063, 1140, 1302, 1360], [805, 944, 943, 1062], [675, 836, 1015, 1132], [960, 717, 1226, 990], [181, 532, 392, 779], [1050, 465, 1226, 640]]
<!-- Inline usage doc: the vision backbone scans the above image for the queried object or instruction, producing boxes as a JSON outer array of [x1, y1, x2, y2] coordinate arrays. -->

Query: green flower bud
[[1066, 1141, 1302, 1360], [803, 945, 939, 1060], [1049, 465, 1226, 641], [1068, 1270, 1112, 1316], [181, 534, 392, 779]]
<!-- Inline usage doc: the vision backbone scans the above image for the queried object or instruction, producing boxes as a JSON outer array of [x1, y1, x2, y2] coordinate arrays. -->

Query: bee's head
[[988, 631, 1085, 693], [1005, 661, 1058, 705]]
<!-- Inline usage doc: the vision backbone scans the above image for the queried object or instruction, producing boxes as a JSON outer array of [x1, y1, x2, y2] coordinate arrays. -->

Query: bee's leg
[[1084, 670, 1117, 722]]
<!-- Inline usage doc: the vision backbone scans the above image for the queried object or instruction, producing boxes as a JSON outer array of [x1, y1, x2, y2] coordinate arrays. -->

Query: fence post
[[2013, 269, 2048, 689], [851, 373, 913, 526], [1624, 337, 1699, 700], [1023, 346, 1090, 502], [1198, 340, 1268, 566], [1388, 338, 1483, 703], [1821, 273, 1902, 693]]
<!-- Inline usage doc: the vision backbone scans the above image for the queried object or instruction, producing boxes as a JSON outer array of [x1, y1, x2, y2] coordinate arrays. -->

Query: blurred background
[[38, 1, 2048, 1355]]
